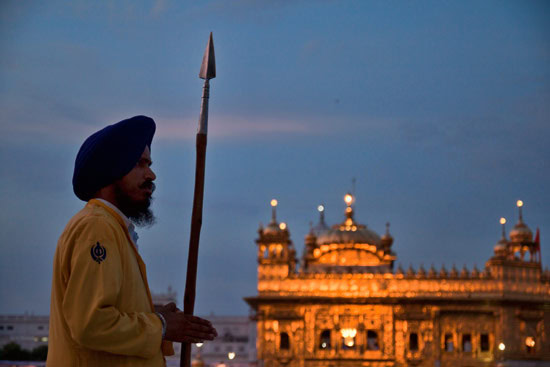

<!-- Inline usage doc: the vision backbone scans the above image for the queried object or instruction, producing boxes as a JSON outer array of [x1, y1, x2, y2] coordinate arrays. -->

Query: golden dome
[[316, 226, 381, 246], [316, 194, 381, 246]]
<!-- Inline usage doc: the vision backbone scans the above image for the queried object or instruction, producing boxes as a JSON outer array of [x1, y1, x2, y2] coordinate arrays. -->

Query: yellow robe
[[47, 199, 172, 366]]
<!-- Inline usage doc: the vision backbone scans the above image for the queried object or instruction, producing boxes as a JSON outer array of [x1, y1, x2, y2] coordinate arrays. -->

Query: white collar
[[95, 198, 132, 230], [95, 199, 139, 249]]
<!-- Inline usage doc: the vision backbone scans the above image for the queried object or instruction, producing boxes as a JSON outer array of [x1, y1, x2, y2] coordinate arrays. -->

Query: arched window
[[462, 333, 472, 352], [280, 332, 290, 350], [319, 329, 331, 349], [409, 332, 419, 351], [366, 330, 379, 350], [480, 334, 489, 352], [444, 333, 454, 352]]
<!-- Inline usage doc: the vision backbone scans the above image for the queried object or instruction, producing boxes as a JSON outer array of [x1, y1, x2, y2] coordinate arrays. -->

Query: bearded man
[[47, 116, 217, 366]]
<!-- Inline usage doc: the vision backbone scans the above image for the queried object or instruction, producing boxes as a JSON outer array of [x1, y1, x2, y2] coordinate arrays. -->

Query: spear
[[181, 32, 216, 367]]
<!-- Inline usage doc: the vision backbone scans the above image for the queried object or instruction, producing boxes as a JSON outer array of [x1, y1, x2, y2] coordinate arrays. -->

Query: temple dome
[[316, 197, 381, 246], [317, 225, 381, 245]]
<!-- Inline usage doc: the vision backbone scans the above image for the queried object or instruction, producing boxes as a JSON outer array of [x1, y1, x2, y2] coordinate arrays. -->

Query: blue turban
[[72, 115, 156, 201]]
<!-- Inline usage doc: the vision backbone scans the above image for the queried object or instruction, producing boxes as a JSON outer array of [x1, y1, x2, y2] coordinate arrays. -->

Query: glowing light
[[344, 194, 353, 205], [341, 328, 357, 347], [195, 342, 203, 348], [525, 336, 535, 348], [228, 352, 236, 360], [271, 199, 278, 207], [517, 200, 523, 208], [500, 217, 506, 225], [498, 342, 505, 351], [41, 336, 48, 342], [279, 222, 287, 230], [318, 205, 324, 212], [345, 207, 352, 213], [321, 342, 327, 348], [340, 328, 357, 338]]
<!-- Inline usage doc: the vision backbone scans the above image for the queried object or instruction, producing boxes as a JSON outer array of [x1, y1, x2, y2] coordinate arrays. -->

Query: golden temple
[[245, 197, 550, 367]]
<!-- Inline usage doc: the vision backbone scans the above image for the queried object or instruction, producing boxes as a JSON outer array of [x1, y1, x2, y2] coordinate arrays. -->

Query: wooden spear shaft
[[181, 33, 215, 367]]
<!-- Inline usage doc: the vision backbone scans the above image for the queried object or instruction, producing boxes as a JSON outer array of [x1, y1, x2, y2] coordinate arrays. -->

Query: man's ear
[[93, 184, 117, 204]]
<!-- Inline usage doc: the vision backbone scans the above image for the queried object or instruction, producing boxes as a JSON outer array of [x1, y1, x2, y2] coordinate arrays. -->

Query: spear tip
[[199, 32, 216, 80]]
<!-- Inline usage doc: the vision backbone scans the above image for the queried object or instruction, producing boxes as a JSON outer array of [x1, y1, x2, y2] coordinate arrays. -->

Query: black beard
[[114, 181, 156, 228]]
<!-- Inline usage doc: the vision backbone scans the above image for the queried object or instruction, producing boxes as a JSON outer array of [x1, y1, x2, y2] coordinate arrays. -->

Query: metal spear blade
[[199, 32, 216, 80]]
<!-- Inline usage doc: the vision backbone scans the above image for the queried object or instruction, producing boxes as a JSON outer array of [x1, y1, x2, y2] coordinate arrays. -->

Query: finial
[[385, 222, 391, 236], [450, 264, 459, 278], [318, 204, 326, 225], [396, 263, 404, 275], [417, 264, 426, 277], [428, 264, 437, 278], [344, 193, 354, 221], [500, 217, 506, 239], [439, 265, 448, 278], [517, 200, 524, 222], [460, 264, 469, 278], [344, 193, 353, 207], [270, 199, 278, 223]]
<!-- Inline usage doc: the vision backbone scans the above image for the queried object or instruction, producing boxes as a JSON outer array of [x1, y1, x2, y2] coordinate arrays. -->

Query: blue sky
[[1, 0, 549, 315]]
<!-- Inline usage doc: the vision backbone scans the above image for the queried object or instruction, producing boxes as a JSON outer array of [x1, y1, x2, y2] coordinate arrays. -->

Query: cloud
[[154, 114, 326, 141], [151, 0, 167, 16], [0, 109, 329, 145]]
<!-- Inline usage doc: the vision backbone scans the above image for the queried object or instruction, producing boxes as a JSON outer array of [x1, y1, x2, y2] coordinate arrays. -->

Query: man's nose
[[146, 167, 156, 181]]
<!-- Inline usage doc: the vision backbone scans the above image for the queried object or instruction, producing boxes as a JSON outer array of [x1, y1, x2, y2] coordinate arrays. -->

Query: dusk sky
[[1, 1, 549, 316]]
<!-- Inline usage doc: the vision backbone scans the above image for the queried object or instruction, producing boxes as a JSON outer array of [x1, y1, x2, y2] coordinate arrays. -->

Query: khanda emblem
[[91, 242, 107, 264]]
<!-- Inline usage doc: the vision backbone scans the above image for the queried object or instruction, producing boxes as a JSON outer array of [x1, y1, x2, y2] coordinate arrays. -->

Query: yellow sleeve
[[61, 216, 162, 358]]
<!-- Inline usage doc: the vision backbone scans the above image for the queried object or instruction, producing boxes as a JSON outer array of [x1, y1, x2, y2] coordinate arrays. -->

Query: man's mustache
[[140, 181, 155, 192]]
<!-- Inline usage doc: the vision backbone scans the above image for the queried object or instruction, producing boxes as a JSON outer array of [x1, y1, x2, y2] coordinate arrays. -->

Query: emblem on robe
[[91, 242, 107, 264]]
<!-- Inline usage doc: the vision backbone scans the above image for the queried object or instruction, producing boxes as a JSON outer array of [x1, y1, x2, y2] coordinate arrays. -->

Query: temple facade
[[245, 197, 550, 367]]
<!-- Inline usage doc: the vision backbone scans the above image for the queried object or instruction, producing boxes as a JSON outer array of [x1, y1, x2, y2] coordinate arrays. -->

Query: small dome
[[261, 199, 287, 236], [493, 237, 508, 256], [510, 201, 533, 243], [305, 228, 316, 243], [263, 222, 284, 235], [312, 204, 329, 236], [509, 221, 533, 243]]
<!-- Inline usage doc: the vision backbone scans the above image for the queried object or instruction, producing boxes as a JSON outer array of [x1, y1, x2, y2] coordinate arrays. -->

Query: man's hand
[[155, 302, 218, 343]]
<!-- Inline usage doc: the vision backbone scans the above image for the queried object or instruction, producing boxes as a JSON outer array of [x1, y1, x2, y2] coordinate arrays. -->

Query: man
[[47, 116, 217, 366]]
